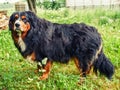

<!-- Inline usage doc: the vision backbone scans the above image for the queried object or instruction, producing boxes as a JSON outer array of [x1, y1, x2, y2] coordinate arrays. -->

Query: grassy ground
[[0, 8, 120, 90]]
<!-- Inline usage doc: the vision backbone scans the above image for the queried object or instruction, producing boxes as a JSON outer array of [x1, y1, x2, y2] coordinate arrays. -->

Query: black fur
[[9, 11, 114, 79], [93, 51, 114, 79]]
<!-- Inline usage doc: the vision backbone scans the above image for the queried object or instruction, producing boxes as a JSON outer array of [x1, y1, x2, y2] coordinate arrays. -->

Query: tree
[[27, 0, 37, 14]]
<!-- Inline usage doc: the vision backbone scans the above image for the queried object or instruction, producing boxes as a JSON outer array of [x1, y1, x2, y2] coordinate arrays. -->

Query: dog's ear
[[25, 11, 38, 28], [9, 12, 16, 30], [9, 12, 19, 31]]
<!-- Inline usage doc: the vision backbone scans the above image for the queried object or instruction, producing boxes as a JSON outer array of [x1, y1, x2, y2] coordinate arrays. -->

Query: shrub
[[36, 0, 65, 10]]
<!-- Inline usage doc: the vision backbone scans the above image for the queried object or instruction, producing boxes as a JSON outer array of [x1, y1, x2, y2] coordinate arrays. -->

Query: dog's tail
[[93, 51, 114, 79]]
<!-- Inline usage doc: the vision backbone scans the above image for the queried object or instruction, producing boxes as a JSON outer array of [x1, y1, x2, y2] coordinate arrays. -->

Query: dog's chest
[[12, 31, 27, 52], [17, 36, 36, 60], [17, 36, 26, 52]]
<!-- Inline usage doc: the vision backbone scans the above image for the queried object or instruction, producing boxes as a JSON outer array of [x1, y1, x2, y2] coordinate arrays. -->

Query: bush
[[36, 0, 65, 10]]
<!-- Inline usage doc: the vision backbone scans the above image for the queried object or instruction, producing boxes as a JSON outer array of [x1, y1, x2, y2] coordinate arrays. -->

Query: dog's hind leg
[[74, 57, 82, 75], [74, 57, 92, 77], [81, 61, 92, 77], [74, 57, 91, 84]]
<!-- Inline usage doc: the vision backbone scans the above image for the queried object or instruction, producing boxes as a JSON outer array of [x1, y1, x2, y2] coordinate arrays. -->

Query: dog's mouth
[[15, 28, 22, 35], [15, 27, 23, 32]]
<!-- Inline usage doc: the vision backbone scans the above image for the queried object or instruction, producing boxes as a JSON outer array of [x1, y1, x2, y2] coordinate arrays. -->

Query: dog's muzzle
[[15, 22, 22, 33], [15, 28, 22, 33]]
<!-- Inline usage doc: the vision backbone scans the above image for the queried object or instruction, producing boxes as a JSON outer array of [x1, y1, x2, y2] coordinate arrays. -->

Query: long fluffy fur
[[93, 51, 114, 79], [9, 11, 114, 79]]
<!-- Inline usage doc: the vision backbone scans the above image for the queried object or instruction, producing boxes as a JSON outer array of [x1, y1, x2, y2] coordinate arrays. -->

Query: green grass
[[0, 8, 120, 90]]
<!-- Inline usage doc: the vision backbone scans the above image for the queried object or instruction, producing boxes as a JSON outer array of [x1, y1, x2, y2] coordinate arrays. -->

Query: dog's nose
[[15, 23, 20, 27]]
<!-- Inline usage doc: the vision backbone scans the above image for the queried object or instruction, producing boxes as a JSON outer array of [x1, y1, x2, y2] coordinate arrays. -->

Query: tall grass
[[0, 8, 120, 90]]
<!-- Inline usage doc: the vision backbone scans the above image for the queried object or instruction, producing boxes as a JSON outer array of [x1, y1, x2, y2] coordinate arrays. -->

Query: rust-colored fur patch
[[26, 52, 36, 61], [19, 21, 30, 39], [21, 15, 26, 20], [40, 60, 52, 80], [15, 14, 19, 19]]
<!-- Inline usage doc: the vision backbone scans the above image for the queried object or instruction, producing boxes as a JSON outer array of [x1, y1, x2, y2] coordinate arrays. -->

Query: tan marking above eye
[[15, 14, 19, 18], [21, 15, 26, 19]]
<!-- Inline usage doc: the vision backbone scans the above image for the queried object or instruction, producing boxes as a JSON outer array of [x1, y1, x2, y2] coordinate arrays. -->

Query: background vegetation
[[0, 7, 120, 90], [36, 0, 65, 10]]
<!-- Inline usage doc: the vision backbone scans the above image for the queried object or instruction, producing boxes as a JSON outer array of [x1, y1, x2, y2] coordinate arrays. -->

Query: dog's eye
[[22, 18, 27, 22], [21, 16, 27, 22]]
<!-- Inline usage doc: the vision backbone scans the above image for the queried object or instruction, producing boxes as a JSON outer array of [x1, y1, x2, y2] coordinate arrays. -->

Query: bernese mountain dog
[[9, 11, 114, 80]]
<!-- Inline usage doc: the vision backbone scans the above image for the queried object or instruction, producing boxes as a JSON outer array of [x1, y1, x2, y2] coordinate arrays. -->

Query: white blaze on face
[[14, 19, 24, 32], [18, 35, 26, 52]]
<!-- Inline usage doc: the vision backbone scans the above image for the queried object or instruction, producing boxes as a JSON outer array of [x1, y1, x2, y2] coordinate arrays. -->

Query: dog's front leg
[[34, 63, 42, 74], [39, 60, 53, 80]]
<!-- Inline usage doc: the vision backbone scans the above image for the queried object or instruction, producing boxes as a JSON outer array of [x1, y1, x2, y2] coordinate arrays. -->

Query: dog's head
[[9, 11, 37, 35]]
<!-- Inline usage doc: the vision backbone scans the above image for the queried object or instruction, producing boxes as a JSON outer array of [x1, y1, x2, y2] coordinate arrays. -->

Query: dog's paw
[[39, 74, 48, 80]]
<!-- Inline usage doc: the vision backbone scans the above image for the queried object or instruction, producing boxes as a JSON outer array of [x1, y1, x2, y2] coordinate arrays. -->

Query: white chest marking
[[18, 36, 26, 52]]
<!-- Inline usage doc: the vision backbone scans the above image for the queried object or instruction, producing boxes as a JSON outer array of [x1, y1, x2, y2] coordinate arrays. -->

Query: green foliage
[[36, 0, 65, 10], [0, 8, 120, 89], [0, 3, 13, 10]]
